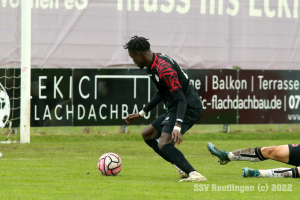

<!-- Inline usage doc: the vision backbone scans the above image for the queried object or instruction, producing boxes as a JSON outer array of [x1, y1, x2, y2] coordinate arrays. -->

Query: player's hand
[[172, 130, 183, 146], [125, 113, 142, 124]]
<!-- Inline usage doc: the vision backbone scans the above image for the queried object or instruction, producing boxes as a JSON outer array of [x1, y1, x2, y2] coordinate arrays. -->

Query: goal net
[[0, 1, 31, 143]]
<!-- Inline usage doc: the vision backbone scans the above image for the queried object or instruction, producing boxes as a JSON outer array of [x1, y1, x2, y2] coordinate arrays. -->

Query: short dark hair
[[123, 36, 150, 52]]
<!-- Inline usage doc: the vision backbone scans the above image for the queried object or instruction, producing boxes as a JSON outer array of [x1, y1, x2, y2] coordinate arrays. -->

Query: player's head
[[123, 36, 151, 69]]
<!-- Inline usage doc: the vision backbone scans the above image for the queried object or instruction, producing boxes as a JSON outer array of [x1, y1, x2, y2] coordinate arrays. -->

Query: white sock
[[228, 147, 265, 162], [259, 168, 293, 178]]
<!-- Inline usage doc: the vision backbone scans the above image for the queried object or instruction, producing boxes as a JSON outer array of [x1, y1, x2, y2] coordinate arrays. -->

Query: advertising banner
[[26, 69, 300, 127], [238, 70, 300, 124], [2, 68, 299, 127]]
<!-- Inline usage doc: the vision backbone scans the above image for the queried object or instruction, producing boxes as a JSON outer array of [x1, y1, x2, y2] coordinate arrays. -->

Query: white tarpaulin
[[1, 0, 300, 69]]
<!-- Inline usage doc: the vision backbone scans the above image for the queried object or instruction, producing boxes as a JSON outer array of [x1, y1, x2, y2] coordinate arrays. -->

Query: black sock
[[292, 168, 300, 178], [144, 139, 173, 164], [160, 143, 195, 174]]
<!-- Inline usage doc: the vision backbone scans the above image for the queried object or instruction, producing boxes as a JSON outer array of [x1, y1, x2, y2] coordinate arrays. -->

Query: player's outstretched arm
[[125, 113, 142, 124]]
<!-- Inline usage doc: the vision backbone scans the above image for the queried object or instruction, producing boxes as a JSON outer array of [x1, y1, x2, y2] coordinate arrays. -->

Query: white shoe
[[174, 164, 189, 178], [179, 171, 207, 182], [178, 169, 189, 178]]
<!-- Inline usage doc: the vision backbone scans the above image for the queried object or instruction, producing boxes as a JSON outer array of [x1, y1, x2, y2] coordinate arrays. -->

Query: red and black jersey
[[143, 53, 201, 125], [146, 53, 189, 105]]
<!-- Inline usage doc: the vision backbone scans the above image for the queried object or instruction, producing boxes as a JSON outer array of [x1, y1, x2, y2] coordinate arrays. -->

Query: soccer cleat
[[177, 168, 189, 178], [242, 168, 260, 178], [207, 142, 230, 165], [179, 171, 207, 182], [174, 164, 188, 178]]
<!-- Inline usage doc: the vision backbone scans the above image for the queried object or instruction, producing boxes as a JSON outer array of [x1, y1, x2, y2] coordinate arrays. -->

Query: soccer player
[[207, 142, 300, 178], [123, 36, 207, 182]]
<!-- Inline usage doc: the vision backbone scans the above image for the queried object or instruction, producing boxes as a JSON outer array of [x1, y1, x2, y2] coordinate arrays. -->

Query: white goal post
[[20, 0, 31, 143]]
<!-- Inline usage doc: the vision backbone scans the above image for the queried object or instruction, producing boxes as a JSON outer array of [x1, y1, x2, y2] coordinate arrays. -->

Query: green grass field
[[0, 131, 299, 199]]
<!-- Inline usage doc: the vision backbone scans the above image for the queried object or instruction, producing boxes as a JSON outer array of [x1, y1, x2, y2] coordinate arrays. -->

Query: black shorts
[[287, 144, 300, 166], [151, 107, 203, 137]]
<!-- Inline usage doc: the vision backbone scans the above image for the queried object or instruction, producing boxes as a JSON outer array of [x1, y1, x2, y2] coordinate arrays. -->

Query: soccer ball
[[97, 152, 122, 176]]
